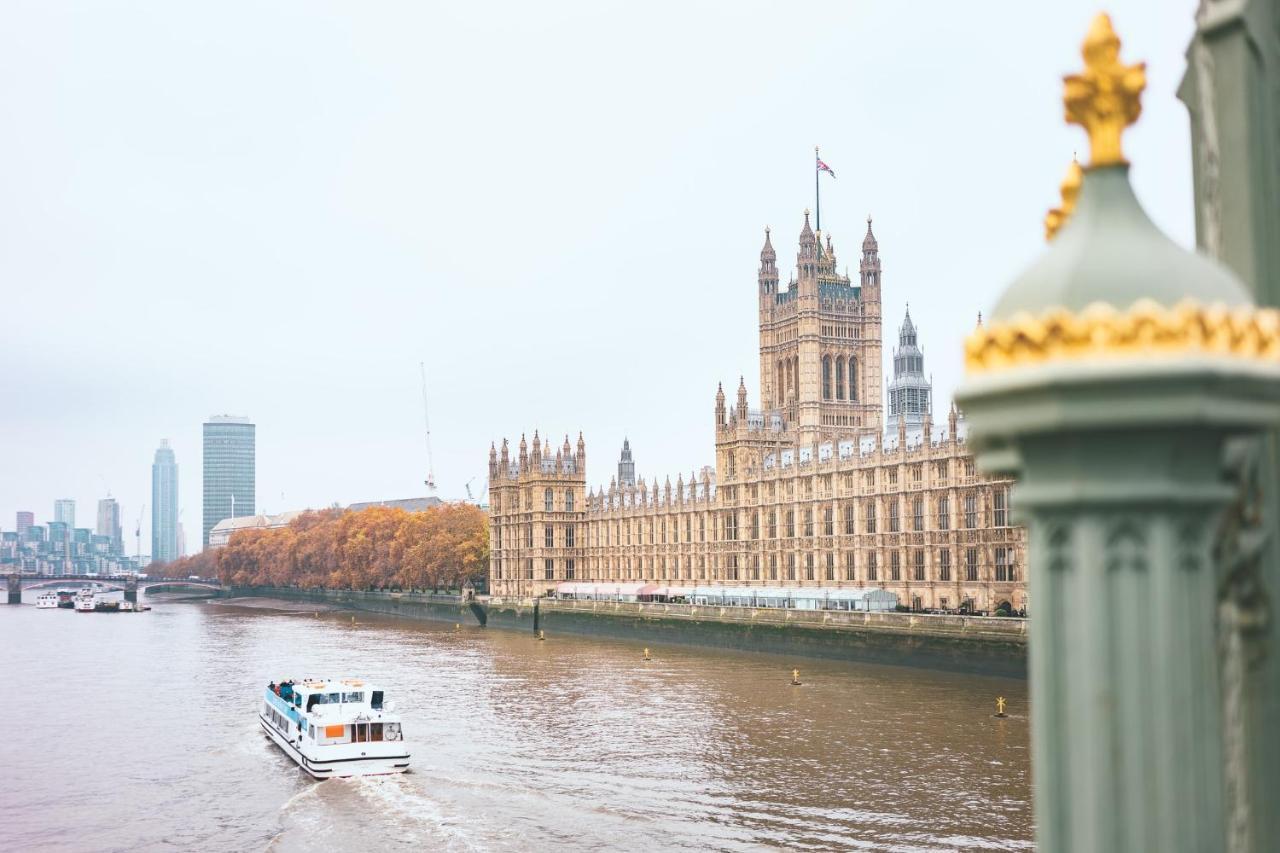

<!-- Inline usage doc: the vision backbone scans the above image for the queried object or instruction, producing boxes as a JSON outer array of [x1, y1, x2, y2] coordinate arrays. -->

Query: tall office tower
[[151, 439, 180, 564], [176, 523, 186, 558], [16, 512, 33, 536], [96, 498, 122, 555], [203, 415, 255, 547], [54, 499, 75, 527]]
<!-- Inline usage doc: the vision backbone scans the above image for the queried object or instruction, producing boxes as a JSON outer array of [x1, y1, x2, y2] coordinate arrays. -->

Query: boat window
[[342, 692, 363, 703], [371, 691, 384, 710], [370, 723, 383, 741], [306, 695, 320, 712], [327, 693, 341, 704], [354, 724, 367, 743]]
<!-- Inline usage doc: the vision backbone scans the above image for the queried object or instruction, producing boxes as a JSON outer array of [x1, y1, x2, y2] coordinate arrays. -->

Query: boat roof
[[270, 677, 382, 696]]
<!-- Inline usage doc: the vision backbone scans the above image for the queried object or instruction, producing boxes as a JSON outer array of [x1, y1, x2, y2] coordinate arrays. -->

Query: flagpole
[[814, 146, 821, 232]]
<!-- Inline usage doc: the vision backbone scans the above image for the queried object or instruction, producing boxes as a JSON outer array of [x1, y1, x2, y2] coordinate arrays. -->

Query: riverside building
[[487, 215, 1027, 613]]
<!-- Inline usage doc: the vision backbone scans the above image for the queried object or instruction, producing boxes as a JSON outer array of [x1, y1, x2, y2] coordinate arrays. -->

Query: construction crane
[[419, 362, 437, 497], [464, 477, 488, 504], [135, 504, 145, 572]]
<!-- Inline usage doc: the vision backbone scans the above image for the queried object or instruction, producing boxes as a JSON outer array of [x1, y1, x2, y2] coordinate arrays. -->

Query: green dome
[[990, 165, 1251, 323]]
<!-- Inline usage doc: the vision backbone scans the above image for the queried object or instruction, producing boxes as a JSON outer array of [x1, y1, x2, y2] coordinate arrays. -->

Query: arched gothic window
[[849, 357, 858, 401], [821, 356, 832, 400], [835, 358, 845, 400], [544, 488, 554, 511]]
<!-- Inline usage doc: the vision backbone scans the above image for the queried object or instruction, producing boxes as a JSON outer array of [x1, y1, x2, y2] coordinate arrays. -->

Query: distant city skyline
[[0, 2, 1202, 553]]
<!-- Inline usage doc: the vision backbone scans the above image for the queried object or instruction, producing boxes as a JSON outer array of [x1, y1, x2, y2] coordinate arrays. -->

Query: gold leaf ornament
[[1063, 13, 1146, 168]]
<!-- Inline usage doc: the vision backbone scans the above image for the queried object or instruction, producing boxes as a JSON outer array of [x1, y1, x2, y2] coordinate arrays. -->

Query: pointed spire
[[862, 215, 878, 251], [801, 209, 814, 239], [760, 227, 775, 260]]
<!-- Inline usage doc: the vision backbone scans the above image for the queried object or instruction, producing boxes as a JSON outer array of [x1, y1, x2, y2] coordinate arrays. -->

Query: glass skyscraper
[[203, 415, 255, 547], [54, 499, 75, 527], [152, 439, 179, 563]]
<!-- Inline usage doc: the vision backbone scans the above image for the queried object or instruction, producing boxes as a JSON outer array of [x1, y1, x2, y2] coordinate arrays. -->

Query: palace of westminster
[[487, 212, 1027, 613]]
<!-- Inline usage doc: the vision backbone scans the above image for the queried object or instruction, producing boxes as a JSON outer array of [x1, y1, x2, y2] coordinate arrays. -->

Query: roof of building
[[346, 497, 442, 513], [210, 510, 306, 535]]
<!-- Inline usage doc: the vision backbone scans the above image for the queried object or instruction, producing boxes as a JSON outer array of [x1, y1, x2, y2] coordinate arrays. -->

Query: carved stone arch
[[1105, 516, 1148, 573], [1045, 518, 1073, 574]]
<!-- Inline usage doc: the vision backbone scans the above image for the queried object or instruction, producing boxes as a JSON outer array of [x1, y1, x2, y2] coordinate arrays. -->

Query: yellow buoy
[[643, 647, 651, 660], [538, 630, 545, 641], [995, 696, 1008, 718], [791, 668, 801, 686], [455, 623, 461, 630]]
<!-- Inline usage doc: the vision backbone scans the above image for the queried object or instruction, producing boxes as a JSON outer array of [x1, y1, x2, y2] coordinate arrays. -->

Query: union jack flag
[[817, 158, 836, 178]]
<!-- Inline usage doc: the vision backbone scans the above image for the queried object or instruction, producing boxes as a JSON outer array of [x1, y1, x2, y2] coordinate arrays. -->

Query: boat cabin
[[263, 678, 401, 747]]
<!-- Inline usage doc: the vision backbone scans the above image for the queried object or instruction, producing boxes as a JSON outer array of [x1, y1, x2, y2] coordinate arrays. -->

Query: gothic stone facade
[[488, 215, 1027, 613]]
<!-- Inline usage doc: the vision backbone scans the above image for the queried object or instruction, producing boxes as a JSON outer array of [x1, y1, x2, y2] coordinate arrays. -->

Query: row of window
[[493, 548, 1018, 584], [819, 355, 859, 401], [496, 491, 1008, 550], [492, 460, 988, 514]]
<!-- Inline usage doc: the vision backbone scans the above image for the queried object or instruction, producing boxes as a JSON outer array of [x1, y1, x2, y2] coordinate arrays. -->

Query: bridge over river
[[6, 574, 223, 605]]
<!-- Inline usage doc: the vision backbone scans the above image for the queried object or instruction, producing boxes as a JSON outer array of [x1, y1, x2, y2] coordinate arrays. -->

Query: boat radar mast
[[419, 362, 437, 496]]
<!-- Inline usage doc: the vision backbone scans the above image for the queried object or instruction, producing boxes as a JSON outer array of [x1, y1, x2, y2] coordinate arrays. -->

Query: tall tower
[[885, 307, 932, 435], [96, 497, 122, 555], [152, 439, 179, 563], [617, 438, 636, 487], [54, 499, 75, 528], [757, 212, 883, 443], [203, 415, 255, 547]]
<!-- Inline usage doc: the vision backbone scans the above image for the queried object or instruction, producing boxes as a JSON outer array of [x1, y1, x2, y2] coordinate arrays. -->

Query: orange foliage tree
[[157, 504, 488, 591]]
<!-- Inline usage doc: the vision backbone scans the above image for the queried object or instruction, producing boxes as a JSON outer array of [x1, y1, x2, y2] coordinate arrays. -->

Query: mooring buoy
[[994, 696, 1008, 718], [791, 668, 802, 686]]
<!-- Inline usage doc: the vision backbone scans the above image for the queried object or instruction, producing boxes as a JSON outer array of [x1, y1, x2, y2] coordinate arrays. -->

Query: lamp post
[[957, 14, 1280, 853]]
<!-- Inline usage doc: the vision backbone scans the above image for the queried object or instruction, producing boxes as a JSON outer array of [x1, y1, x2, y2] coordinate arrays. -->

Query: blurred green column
[[1179, 3, 1280, 850], [957, 14, 1280, 853]]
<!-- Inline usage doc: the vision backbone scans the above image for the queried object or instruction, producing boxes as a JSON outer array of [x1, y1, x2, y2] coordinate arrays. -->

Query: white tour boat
[[259, 678, 410, 778], [36, 591, 59, 609], [73, 588, 97, 612]]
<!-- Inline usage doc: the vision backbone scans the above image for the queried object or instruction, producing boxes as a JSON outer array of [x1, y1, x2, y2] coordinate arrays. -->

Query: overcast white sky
[[1, 2, 1199, 552]]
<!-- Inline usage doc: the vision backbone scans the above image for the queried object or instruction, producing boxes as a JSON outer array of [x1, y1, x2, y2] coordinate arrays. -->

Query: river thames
[[1, 595, 1032, 851]]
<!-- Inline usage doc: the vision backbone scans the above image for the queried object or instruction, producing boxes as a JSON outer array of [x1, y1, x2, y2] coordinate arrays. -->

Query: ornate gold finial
[[1064, 13, 1146, 167], [1044, 156, 1085, 240]]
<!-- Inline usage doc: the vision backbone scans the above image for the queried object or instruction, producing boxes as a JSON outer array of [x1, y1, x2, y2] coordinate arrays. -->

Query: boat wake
[[348, 776, 480, 851]]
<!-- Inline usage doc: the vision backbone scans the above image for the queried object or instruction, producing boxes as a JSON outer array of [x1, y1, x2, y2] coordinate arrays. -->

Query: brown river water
[[1, 593, 1032, 851]]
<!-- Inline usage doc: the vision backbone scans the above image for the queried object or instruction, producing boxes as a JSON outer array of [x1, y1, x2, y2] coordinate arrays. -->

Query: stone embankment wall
[[227, 587, 482, 624], [226, 587, 1027, 678], [487, 597, 1027, 678]]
